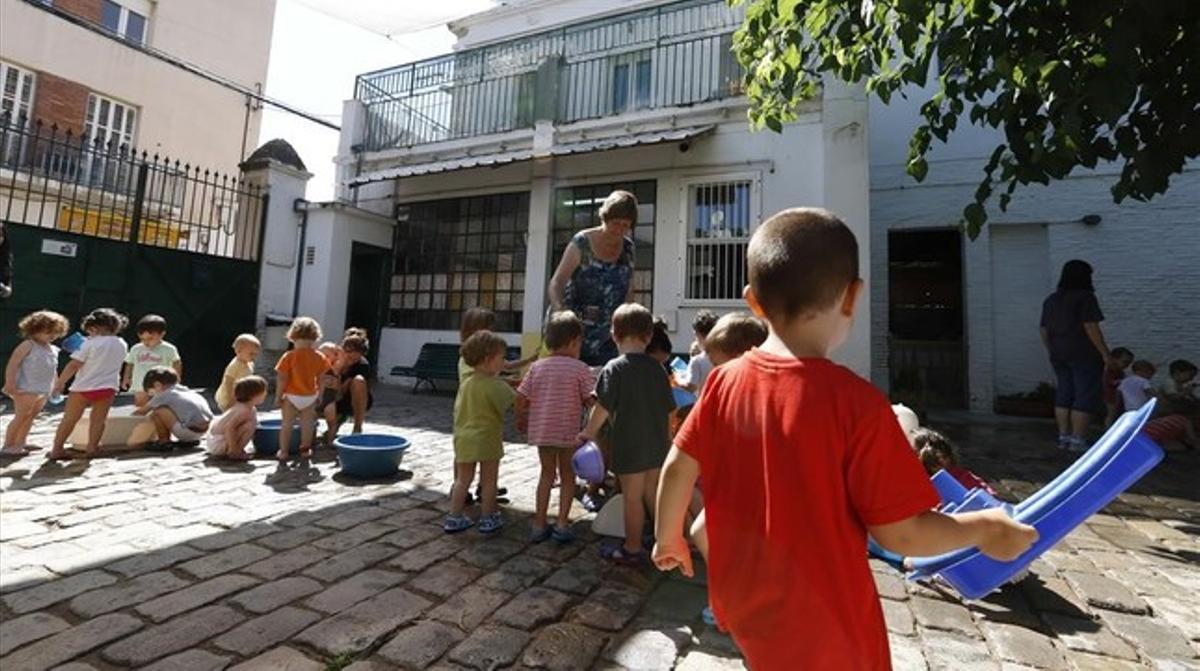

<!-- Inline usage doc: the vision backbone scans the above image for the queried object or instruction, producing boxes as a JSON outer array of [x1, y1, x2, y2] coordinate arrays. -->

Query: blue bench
[[391, 342, 522, 393]]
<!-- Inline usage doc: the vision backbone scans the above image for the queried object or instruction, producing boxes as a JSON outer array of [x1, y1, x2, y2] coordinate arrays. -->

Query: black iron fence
[[354, 0, 745, 151], [0, 113, 265, 261]]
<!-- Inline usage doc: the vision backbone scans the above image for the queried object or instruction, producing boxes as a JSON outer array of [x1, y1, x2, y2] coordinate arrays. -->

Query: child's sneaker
[[551, 525, 575, 544], [479, 512, 505, 534], [443, 514, 474, 534], [1056, 434, 1071, 451], [1066, 436, 1089, 453], [702, 605, 719, 626], [529, 525, 552, 543]]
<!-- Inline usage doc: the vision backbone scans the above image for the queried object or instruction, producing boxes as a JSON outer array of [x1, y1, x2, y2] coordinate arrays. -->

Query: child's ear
[[840, 278, 864, 317], [743, 285, 767, 318]]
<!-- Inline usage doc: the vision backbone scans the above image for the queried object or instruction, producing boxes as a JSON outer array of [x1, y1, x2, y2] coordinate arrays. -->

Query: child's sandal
[[600, 544, 646, 567], [0, 446, 30, 457]]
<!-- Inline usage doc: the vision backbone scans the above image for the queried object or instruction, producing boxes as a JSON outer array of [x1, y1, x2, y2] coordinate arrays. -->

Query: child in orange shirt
[[274, 317, 328, 460], [654, 208, 1036, 669]]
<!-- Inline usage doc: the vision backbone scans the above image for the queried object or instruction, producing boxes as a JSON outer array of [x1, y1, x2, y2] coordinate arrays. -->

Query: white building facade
[[869, 83, 1200, 413], [320, 0, 872, 383]]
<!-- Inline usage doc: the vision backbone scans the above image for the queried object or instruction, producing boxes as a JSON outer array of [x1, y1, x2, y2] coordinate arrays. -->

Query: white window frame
[[100, 0, 150, 45], [1, 60, 37, 166], [679, 172, 762, 306], [85, 92, 137, 150]]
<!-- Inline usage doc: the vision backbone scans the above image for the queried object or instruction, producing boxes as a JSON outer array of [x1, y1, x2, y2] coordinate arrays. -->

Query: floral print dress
[[563, 231, 635, 366]]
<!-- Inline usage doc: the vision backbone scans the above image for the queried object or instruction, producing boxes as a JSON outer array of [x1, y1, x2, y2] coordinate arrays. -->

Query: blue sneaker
[[443, 514, 474, 534], [529, 525, 553, 543], [551, 525, 575, 544], [702, 605, 718, 626], [479, 512, 505, 534]]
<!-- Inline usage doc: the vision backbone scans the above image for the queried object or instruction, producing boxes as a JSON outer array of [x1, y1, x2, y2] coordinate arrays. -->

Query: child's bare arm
[[54, 360, 83, 394], [274, 372, 288, 405], [514, 393, 530, 433], [577, 403, 609, 442], [173, 359, 183, 379], [653, 446, 700, 576], [121, 362, 132, 390], [3, 340, 31, 396], [869, 508, 1038, 561]]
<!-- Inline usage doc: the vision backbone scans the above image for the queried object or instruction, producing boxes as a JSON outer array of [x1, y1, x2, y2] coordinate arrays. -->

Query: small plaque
[[41, 240, 78, 258]]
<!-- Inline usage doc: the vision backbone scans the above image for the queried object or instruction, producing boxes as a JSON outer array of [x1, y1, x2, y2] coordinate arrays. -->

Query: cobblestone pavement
[[1, 388, 1197, 670]]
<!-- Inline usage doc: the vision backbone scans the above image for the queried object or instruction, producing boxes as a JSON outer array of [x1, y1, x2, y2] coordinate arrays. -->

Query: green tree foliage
[[732, 0, 1200, 237]]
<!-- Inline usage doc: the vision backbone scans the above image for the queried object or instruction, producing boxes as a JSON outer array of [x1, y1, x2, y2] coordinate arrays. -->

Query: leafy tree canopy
[[732, 0, 1200, 237]]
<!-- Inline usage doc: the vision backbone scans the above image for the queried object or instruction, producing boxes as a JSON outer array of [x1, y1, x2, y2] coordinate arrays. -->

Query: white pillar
[[241, 158, 313, 334], [521, 173, 554, 355], [335, 99, 367, 204], [821, 77, 872, 378], [964, 229, 995, 413]]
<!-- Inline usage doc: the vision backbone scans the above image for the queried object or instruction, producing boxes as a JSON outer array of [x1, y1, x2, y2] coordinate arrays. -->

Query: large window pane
[[390, 190, 529, 330], [126, 11, 146, 44], [100, 0, 122, 32]]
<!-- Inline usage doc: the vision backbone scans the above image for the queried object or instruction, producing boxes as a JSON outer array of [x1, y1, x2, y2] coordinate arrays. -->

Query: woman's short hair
[[599, 190, 638, 223], [18, 310, 69, 339], [1057, 259, 1094, 292]]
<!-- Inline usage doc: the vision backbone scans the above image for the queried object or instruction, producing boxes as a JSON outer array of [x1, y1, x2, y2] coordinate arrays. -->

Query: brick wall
[[31, 71, 90, 135], [53, 0, 103, 24]]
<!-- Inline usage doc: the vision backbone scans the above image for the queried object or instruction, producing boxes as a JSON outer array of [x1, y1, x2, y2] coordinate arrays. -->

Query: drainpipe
[[292, 198, 309, 317]]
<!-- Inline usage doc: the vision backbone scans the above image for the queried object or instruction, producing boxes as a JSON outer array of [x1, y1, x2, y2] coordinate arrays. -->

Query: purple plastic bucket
[[573, 441, 606, 484]]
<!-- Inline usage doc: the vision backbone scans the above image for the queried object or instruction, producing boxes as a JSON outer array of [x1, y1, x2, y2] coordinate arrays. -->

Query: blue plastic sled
[[907, 400, 1165, 599]]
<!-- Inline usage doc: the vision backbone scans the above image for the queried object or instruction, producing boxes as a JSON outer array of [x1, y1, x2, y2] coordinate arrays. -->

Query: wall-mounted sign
[[41, 240, 78, 258]]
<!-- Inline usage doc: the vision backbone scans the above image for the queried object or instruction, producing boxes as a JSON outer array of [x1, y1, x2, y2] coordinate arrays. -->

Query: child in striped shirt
[[516, 311, 594, 543]]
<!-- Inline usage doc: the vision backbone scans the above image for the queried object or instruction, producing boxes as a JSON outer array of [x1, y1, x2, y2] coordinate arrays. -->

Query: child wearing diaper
[[273, 317, 328, 460]]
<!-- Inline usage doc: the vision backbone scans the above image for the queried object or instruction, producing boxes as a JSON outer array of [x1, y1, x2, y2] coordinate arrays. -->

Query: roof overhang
[[347, 125, 714, 187]]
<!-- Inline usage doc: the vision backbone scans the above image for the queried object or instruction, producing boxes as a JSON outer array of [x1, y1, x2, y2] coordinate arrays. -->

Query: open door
[[345, 242, 391, 375]]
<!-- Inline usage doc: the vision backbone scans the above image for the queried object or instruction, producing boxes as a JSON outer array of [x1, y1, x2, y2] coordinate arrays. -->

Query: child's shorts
[[172, 423, 207, 442], [78, 389, 117, 402]]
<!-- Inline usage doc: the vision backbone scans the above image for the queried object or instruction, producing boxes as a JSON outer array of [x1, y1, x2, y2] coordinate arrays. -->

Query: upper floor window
[[612, 53, 652, 114], [86, 93, 137, 150], [683, 177, 760, 302], [101, 0, 148, 44]]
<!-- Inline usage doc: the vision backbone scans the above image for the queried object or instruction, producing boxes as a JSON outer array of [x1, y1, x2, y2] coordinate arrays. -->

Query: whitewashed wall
[[870, 90, 1200, 410]]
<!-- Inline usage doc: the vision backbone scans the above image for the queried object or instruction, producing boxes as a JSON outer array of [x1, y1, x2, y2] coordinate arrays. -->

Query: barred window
[[390, 192, 529, 332], [551, 180, 656, 310], [684, 179, 757, 302]]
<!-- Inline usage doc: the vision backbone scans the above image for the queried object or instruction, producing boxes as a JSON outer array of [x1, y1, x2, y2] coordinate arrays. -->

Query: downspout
[[292, 198, 309, 317]]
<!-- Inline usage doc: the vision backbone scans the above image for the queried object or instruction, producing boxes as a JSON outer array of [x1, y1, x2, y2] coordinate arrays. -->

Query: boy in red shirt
[[653, 208, 1038, 670]]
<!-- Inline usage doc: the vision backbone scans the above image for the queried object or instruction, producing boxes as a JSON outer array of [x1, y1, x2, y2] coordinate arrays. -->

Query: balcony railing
[[354, 0, 746, 152]]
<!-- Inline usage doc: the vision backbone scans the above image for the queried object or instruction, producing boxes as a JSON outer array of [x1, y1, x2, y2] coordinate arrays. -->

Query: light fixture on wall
[[1081, 214, 1102, 226]]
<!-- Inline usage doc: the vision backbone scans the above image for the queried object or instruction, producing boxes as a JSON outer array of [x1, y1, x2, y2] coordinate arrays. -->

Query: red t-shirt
[[675, 349, 940, 670]]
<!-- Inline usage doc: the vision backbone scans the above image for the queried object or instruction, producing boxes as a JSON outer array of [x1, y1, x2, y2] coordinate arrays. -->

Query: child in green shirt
[[446, 330, 517, 535]]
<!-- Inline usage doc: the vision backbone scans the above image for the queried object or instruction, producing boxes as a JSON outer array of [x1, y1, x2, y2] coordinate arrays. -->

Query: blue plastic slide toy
[[907, 400, 1165, 599]]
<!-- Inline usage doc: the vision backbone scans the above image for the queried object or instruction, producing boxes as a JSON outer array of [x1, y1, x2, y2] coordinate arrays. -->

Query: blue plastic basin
[[252, 418, 318, 458], [335, 433, 411, 479]]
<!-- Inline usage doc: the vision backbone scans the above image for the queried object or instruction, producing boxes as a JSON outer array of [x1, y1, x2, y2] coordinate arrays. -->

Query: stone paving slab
[[1, 390, 1197, 669]]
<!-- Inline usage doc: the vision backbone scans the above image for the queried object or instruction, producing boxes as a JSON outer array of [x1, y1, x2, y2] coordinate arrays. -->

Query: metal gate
[[1, 116, 267, 386]]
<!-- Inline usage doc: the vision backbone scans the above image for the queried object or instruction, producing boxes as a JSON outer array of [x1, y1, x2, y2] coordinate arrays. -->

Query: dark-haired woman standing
[[1040, 260, 1114, 452]]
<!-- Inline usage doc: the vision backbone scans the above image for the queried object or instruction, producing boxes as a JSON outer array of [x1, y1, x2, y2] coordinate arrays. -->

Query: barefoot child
[[579, 303, 675, 565], [3, 311, 69, 456], [445, 330, 517, 535], [215, 334, 260, 412], [208, 376, 267, 460], [134, 367, 212, 450], [48, 308, 129, 459], [516, 311, 594, 543], [274, 317, 328, 460], [122, 314, 182, 407], [653, 208, 1037, 668]]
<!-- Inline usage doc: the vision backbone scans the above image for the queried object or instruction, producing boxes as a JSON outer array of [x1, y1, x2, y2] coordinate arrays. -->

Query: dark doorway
[[888, 229, 966, 409], [345, 242, 391, 374]]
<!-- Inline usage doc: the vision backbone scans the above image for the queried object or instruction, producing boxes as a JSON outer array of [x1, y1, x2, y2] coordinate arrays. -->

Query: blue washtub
[[907, 400, 1165, 599], [252, 418, 319, 458], [335, 433, 411, 479]]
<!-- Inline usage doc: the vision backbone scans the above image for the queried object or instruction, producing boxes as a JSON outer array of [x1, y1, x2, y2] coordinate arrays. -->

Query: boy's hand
[[652, 535, 694, 577], [576, 431, 593, 445], [976, 509, 1039, 562], [120, 379, 130, 391]]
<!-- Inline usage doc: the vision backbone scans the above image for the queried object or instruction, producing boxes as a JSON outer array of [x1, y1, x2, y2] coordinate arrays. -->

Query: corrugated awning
[[348, 125, 714, 187]]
